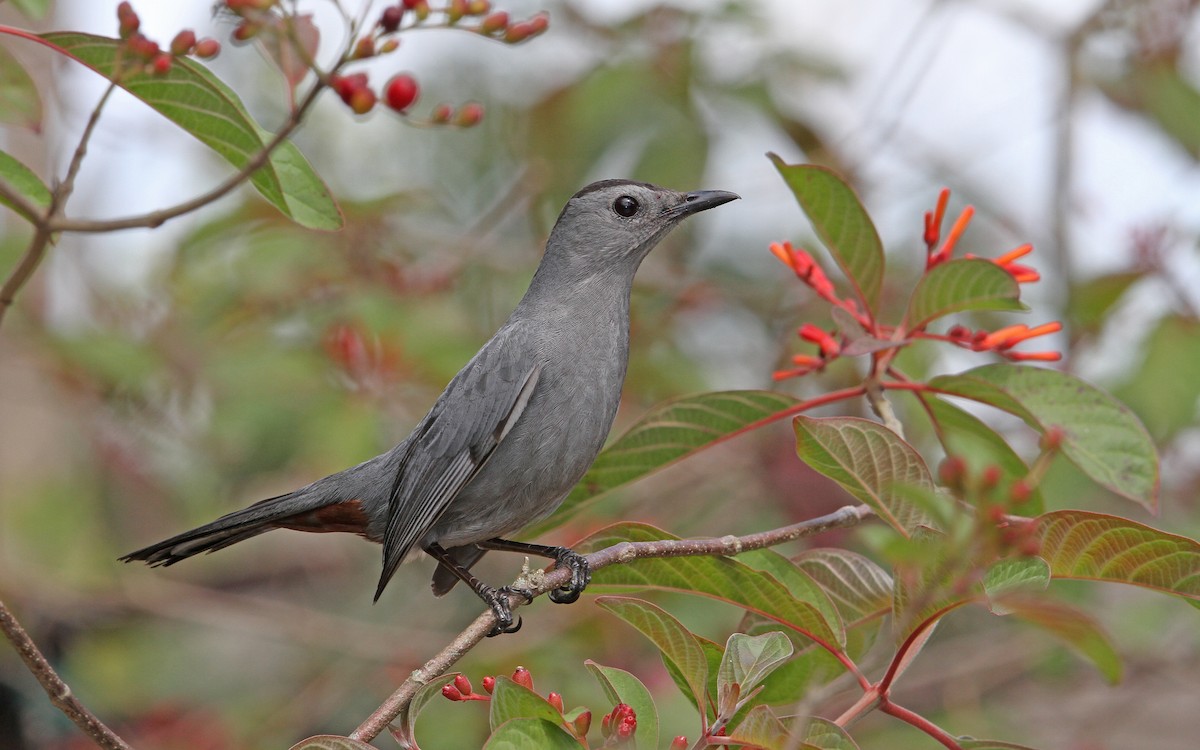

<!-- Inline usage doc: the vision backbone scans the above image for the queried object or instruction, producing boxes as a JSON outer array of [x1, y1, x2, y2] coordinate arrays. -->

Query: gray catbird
[[123, 180, 739, 635]]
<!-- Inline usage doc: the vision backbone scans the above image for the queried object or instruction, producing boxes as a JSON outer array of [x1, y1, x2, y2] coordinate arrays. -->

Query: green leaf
[[905, 258, 1025, 329], [1115, 315, 1200, 442], [594, 597, 709, 716], [1035, 510, 1200, 601], [769, 154, 884, 311], [793, 415, 935, 535], [929, 364, 1159, 510], [982, 557, 1050, 614], [727, 705, 789, 750], [288, 736, 376, 750], [33, 32, 341, 230], [1068, 271, 1143, 332], [792, 549, 893, 625], [1003, 596, 1122, 684], [393, 672, 463, 749], [483, 719, 582, 750], [0, 43, 41, 130], [584, 661, 658, 750], [579, 523, 843, 648], [717, 631, 794, 715], [532, 390, 797, 536], [734, 549, 844, 636], [489, 677, 565, 733], [800, 717, 861, 750], [6, 0, 50, 20], [925, 396, 1044, 514], [0, 149, 51, 216]]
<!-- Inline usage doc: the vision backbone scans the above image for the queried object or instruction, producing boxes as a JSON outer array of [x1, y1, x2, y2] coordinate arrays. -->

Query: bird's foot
[[548, 548, 591, 605], [483, 586, 534, 637]]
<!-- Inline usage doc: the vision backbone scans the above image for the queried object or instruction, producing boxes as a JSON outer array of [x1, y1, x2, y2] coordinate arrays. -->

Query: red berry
[[980, 464, 1002, 491], [331, 73, 369, 104], [504, 21, 532, 43], [454, 102, 483, 127], [348, 87, 377, 115], [480, 10, 508, 35], [1009, 479, 1032, 504], [511, 666, 533, 691], [431, 103, 453, 123], [670, 737, 688, 750], [453, 674, 472, 696], [127, 34, 159, 60], [447, 0, 467, 23], [380, 5, 404, 32], [402, 0, 419, 7], [379, 39, 400, 54], [194, 38, 221, 59], [441, 683, 462, 701], [548, 692, 564, 713], [117, 3, 140, 39], [467, 0, 490, 15], [117, 1, 135, 18], [571, 710, 591, 736], [527, 12, 549, 35], [232, 21, 259, 42], [481, 675, 496, 694], [151, 53, 173, 75], [170, 30, 197, 56], [384, 74, 419, 112]]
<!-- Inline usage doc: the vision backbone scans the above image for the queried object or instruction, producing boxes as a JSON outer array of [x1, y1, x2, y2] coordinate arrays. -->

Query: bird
[[122, 179, 740, 635]]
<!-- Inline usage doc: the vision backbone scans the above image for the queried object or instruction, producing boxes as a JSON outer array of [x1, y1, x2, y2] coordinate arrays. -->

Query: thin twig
[[0, 82, 117, 326], [48, 81, 326, 234], [350, 504, 875, 742], [0, 598, 133, 750]]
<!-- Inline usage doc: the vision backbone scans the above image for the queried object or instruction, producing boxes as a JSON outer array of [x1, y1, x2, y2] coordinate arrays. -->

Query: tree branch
[[350, 504, 875, 742], [0, 598, 133, 750]]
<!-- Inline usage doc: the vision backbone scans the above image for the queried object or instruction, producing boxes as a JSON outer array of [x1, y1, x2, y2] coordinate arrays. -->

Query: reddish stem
[[879, 700, 963, 750]]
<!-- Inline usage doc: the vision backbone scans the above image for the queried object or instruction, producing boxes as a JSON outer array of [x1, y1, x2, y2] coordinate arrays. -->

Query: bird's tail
[[121, 491, 309, 567]]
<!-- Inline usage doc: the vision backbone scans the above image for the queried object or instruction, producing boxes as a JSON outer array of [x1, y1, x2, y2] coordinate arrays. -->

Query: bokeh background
[[2, 0, 1199, 747]]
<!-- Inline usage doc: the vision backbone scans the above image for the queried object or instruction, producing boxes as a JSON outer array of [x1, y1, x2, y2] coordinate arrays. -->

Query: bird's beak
[[666, 189, 740, 218]]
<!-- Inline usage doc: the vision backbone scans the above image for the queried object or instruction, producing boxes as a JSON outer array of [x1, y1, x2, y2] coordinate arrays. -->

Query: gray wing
[[374, 325, 541, 600]]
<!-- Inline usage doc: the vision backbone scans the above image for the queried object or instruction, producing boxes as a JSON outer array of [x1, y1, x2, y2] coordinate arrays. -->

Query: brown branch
[[0, 177, 45, 225], [0, 598, 133, 750], [350, 504, 875, 742], [47, 80, 325, 234], [0, 81, 116, 327]]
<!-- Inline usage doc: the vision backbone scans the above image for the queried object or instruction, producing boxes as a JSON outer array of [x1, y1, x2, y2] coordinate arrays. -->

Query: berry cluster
[[115, 2, 220, 77]]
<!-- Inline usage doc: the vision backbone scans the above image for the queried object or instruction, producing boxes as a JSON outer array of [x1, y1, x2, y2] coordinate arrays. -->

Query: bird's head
[[540, 179, 739, 283]]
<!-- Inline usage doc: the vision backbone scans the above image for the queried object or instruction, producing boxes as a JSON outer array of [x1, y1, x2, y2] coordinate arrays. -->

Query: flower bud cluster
[[115, 2, 221, 77]]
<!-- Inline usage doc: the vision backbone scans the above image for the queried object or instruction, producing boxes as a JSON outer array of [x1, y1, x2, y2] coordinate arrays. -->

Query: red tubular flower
[[929, 205, 974, 268], [924, 187, 950, 250], [798, 323, 841, 358]]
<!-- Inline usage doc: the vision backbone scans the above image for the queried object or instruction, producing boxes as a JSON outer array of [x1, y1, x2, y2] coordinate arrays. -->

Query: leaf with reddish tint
[[793, 549, 893, 625], [930, 364, 1158, 511], [727, 705, 788, 750], [258, 13, 320, 92], [595, 597, 709, 717], [15, 31, 341, 230], [905, 258, 1025, 329], [483, 719, 583, 750], [1035, 510, 1200, 602], [925, 396, 1044, 514], [769, 154, 884, 312], [800, 717, 861, 750], [1003, 595, 1122, 684], [288, 737, 376, 750], [489, 677, 566, 733], [717, 631, 793, 716], [585, 661, 658, 750], [0, 149, 51, 216], [531, 390, 797, 536], [735, 549, 844, 633], [578, 523, 844, 648], [793, 416, 935, 535], [0, 43, 41, 130]]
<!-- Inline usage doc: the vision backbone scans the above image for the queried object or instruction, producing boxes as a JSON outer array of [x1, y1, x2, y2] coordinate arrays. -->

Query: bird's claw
[[548, 548, 590, 605], [483, 586, 532, 637]]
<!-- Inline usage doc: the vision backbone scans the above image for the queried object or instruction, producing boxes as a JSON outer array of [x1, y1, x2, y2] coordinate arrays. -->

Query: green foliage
[[906, 258, 1025, 328]]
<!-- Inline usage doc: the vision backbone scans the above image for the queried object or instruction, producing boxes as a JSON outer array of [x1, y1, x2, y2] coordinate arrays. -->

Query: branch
[[47, 80, 325, 234], [350, 504, 875, 742], [0, 598, 133, 750]]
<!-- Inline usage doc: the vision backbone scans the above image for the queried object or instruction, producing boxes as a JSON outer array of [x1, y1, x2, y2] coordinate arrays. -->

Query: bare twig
[[0, 598, 133, 750], [47, 80, 326, 234], [350, 504, 875, 742], [0, 81, 116, 326]]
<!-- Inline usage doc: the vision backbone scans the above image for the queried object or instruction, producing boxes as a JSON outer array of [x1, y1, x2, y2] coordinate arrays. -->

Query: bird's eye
[[613, 195, 640, 217]]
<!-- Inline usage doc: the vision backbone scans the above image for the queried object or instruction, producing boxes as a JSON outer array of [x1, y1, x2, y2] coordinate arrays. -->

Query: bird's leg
[[477, 538, 591, 605], [425, 542, 530, 637]]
